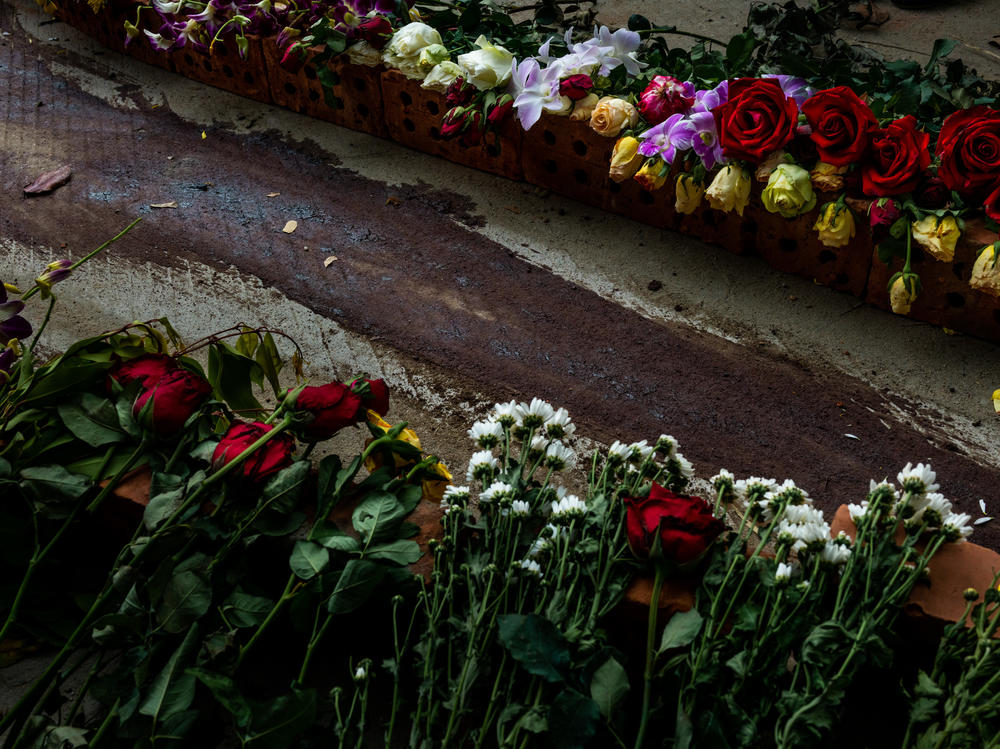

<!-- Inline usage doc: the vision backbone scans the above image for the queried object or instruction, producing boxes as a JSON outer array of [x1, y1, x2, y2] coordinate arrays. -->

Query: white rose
[[457, 35, 513, 91], [386, 22, 441, 58], [346, 40, 381, 67], [418, 43, 450, 71], [422, 61, 463, 92]]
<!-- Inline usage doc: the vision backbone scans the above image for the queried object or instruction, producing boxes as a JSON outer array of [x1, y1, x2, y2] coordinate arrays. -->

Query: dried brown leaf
[[24, 164, 71, 195]]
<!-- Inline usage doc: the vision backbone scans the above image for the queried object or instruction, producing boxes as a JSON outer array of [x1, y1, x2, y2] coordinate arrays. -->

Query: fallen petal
[[324, 256, 338, 267], [150, 201, 178, 209], [973, 517, 992, 525], [979, 499, 987, 514], [844, 433, 859, 440], [282, 220, 298, 234], [267, 192, 280, 197], [24, 165, 72, 195]]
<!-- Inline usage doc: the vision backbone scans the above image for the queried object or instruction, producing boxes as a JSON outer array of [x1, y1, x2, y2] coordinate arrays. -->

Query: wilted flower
[[813, 202, 855, 248], [0, 284, 31, 345], [705, 165, 751, 216], [911, 215, 961, 263], [809, 161, 847, 192]]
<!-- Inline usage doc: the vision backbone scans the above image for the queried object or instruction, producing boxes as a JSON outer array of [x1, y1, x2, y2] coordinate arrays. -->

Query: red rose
[[108, 354, 178, 391], [459, 112, 484, 148], [294, 382, 364, 441], [357, 17, 392, 50], [712, 78, 799, 163], [133, 368, 213, 436], [440, 108, 467, 139], [861, 115, 930, 197], [936, 106, 1000, 199], [800, 86, 877, 167], [985, 183, 1000, 222], [914, 173, 949, 209], [559, 74, 594, 102], [623, 483, 725, 564], [351, 378, 389, 416], [445, 77, 475, 107], [869, 199, 902, 244], [212, 420, 295, 483]]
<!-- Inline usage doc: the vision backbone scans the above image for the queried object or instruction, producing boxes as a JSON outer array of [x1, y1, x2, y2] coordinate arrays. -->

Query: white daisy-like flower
[[511, 499, 531, 517], [468, 419, 504, 448], [819, 540, 851, 566], [775, 479, 810, 506], [655, 434, 679, 458], [493, 400, 520, 426], [775, 561, 794, 583], [466, 450, 499, 481], [942, 511, 973, 542], [551, 494, 587, 519], [480, 481, 515, 503], [911, 492, 952, 527], [736, 477, 779, 504], [529, 434, 550, 457], [544, 407, 575, 439], [544, 441, 576, 470], [671, 453, 694, 479], [516, 398, 556, 428], [796, 579, 811, 593], [847, 501, 868, 523], [443, 485, 470, 503], [897, 462, 939, 498], [607, 440, 631, 464], [777, 518, 830, 552], [628, 440, 654, 463], [516, 558, 543, 577], [783, 505, 825, 526], [354, 664, 368, 681]]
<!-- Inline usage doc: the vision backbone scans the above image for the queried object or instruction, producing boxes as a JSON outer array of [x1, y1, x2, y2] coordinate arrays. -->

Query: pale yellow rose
[[590, 97, 638, 138], [970, 243, 1000, 297], [422, 61, 463, 92], [675, 174, 704, 214], [810, 161, 847, 192], [813, 203, 855, 248], [569, 93, 600, 122], [705, 165, 751, 216], [456, 35, 513, 91], [993, 388, 1000, 414], [385, 22, 440, 59], [761, 163, 816, 218], [911, 215, 960, 262], [608, 136, 643, 183], [633, 160, 668, 191], [347, 40, 382, 66], [418, 43, 450, 71], [889, 274, 919, 315]]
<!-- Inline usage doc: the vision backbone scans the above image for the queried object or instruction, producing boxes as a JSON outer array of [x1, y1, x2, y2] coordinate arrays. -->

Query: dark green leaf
[[352, 491, 408, 544], [923, 38, 957, 75], [589, 656, 629, 719], [658, 608, 703, 654], [189, 669, 253, 728], [139, 622, 200, 723], [206, 342, 262, 413], [261, 461, 309, 514], [327, 559, 387, 614], [240, 687, 316, 749], [223, 590, 275, 628], [364, 539, 422, 566], [546, 689, 599, 748], [254, 333, 284, 398], [57, 393, 126, 446], [289, 540, 330, 580], [156, 558, 212, 634], [311, 525, 361, 553], [497, 614, 569, 683]]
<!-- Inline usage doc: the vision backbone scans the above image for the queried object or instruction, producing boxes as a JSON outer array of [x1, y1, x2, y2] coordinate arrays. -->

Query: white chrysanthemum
[[775, 562, 794, 583], [480, 481, 515, 503], [736, 477, 779, 504], [468, 419, 504, 448], [544, 407, 575, 439], [819, 541, 851, 566], [443, 485, 470, 503], [493, 400, 519, 427], [911, 492, 952, 526], [777, 518, 830, 551], [529, 434, 549, 454], [516, 558, 543, 577], [354, 664, 368, 681], [656, 434, 679, 458], [775, 478, 810, 505], [628, 440, 654, 463], [516, 397, 556, 428], [466, 450, 499, 481], [544, 441, 576, 470], [551, 494, 587, 519], [897, 462, 939, 498], [672, 453, 694, 479], [607, 440, 631, 464], [527, 523, 564, 556], [942, 511, 973, 542], [784, 505, 825, 526], [848, 501, 868, 523], [711, 468, 734, 488], [511, 499, 531, 517]]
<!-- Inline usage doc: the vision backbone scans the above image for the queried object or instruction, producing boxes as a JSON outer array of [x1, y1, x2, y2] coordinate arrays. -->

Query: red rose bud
[[109, 353, 178, 391], [212, 420, 296, 483], [134, 368, 212, 436], [623, 483, 725, 564], [869, 199, 902, 244], [638, 75, 694, 125], [439, 108, 467, 139], [445, 77, 475, 107], [914, 174, 949, 209], [459, 111, 484, 148], [279, 44, 305, 74], [357, 16, 392, 50], [351, 378, 389, 416], [559, 74, 594, 102], [294, 382, 364, 441], [486, 97, 513, 126]]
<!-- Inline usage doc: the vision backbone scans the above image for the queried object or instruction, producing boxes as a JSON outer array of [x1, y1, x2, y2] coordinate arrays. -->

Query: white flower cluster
[[777, 503, 830, 554], [551, 494, 587, 520], [852, 469, 973, 543]]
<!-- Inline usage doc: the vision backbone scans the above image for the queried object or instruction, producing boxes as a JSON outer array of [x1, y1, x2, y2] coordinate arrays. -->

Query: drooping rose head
[[212, 420, 296, 483], [813, 202, 855, 249], [638, 75, 694, 125], [705, 165, 751, 216], [609, 136, 643, 183], [487, 96, 514, 125], [293, 382, 364, 441], [133, 368, 213, 436], [357, 16, 392, 49], [712, 78, 799, 163], [800, 86, 877, 167], [623, 483, 725, 563], [559, 74, 594, 102], [108, 353, 178, 391], [869, 199, 902, 244], [936, 106, 1000, 199], [861, 115, 930, 197]]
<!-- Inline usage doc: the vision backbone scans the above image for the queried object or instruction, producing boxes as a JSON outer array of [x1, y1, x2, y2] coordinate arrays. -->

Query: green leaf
[[144, 472, 186, 531], [726, 32, 755, 74], [66, 447, 143, 481], [156, 557, 212, 634], [206, 342, 262, 413], [19, 359, 108, 405], [260, 461, 309, 514], [189, 668, 253, 728], [327, 559, 387, 614], [658, 608, 703, 654], [311, 525, 361, 553], [240, 687, 316, 749], [497, 614, 569, 683], [139, 622, 200, 724], [222, 590, 275, 628], [19, 465, 90, 500], [546, 689, 600, 748], [316, 454, 342, 506], [923, 38, 957, 75], [254, 333, 284, 398], [57, 393, 126, 446], [364, 539, 422, 566], [289, 540, 330, 581], [28, 725, 88, 748], [352, 491, 408, 544], [589, 656, 629, 719]]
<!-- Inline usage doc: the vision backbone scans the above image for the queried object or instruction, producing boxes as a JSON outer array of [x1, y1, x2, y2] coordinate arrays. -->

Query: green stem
[[633, 565, 664, 749], [236, 573, 300, 668], [27, 297, 56, 352], [87, 698, 120, 748], [636, 26, 727, 47], [298, 611, 335, 684]]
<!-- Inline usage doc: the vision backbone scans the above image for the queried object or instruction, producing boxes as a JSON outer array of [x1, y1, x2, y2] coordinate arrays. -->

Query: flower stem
[[633, 565, 664, 749]]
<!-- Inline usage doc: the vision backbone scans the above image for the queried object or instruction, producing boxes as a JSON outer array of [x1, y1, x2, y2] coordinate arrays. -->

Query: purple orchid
[[0, 346, 15, 381], [691, 80, 729, 113], [593, 25, 644, 76], [763, 74, 812, 108], [509, 57, 566, 130], [688, 111, 724, 170], [638, 113, 695, 163], [0, 285, 31, 345]]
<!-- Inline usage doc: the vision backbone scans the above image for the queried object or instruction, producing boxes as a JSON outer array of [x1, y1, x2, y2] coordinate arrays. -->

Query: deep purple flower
[[0, 347, 15, 380], [35, 259, 73, 298], [0, 285, 31, 345], [688, 111, 724, 170], [763, 74, 813, 108]]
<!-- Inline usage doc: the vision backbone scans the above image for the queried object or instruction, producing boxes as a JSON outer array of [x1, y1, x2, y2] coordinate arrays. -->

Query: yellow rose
[[889, 274, 919, 315], [813, 203, 855, 248], [675, 174, 704, 215], [993, 388, 1000, 414], [569, 93, 600, 122], [970, 243, 1000, 297], [364, 411, 451, 501], [761, 163, 816, 219], [705, 165, 751, 216], [590, 97, 638, 138], [609, 136, 643, 183], [911, 215, 960, 262], [633, 160, 668, 192]]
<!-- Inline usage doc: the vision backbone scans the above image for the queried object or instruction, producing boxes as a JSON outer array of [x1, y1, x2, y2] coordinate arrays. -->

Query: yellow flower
[[970, 243, 1000, 297], [608, 136, 643, 183], [590, 97, 638, 138], [810, 161, 847, 192], [993, 388, 1000, 414], [889, 274, 919, 315], [633, 160, 668, 192], [705, 165, 751, 216], [364, 412, 452, 502], [813, 203, 855, 248], [674, 174, 704, 215], [911, 215, 961, 262], [761, 163, 816, 218]]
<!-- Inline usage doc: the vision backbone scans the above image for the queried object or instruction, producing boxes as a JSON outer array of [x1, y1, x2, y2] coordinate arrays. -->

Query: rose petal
[[24, 165, 72, 195]]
